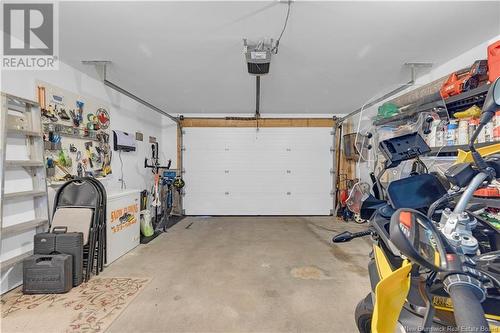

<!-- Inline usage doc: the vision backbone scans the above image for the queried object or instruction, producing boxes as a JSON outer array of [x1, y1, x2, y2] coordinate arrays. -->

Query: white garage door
[[183, 127, 333, 215]]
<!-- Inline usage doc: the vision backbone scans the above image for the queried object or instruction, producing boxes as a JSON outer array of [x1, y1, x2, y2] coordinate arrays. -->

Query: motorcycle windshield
[[367, 89, 450, 181], [346, 182, 371, 214], [375, 95, 449, 152]]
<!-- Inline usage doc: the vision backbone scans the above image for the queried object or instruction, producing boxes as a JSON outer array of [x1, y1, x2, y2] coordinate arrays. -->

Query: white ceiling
[[60, 1, 500, 115]]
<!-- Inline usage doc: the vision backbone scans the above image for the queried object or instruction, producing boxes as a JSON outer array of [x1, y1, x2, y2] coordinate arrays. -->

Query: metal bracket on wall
[[336, 62, 432, 126], [81, 60, 179, 124], [82, 61, 186, 215]]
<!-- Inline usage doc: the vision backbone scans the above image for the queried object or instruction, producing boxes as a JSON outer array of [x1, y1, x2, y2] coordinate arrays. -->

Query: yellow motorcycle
[[333, 78, 500, 332]]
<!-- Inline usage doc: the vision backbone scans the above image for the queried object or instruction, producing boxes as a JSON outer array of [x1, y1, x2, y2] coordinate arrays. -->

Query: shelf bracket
[[337, 62, 433, 126], [82, 60, 179, 124]]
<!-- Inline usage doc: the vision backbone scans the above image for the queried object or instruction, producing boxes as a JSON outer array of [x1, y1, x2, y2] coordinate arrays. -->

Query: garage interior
[[1, 1, 500, 333]]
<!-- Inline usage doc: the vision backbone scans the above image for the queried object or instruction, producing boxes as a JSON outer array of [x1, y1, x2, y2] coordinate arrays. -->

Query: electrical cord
[[272, 0, 291, 54], [427, 189, 464, 218], [118, 149, 127, 190]]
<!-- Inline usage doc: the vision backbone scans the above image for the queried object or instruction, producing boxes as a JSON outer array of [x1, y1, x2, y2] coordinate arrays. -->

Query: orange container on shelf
[[488, 40, 500, 82], [474, 187, 500, 198]]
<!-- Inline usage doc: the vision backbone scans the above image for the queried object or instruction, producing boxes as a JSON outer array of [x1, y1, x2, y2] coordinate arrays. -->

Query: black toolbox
[[34, 227, 84, 286], [23, 254, 73, 294]]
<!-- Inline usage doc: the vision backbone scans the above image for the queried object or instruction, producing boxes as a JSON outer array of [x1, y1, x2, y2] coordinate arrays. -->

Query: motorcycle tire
[[355, 294, 373, 333]]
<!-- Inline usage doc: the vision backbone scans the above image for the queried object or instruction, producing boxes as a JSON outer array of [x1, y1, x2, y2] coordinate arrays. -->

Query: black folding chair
[[51, 177, 106, 281]]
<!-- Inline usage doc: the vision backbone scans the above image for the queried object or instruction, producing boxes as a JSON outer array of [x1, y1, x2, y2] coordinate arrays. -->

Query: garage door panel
[[184, 128, 333, 151], [183, 193, 238, 214], [183, 164, 330, 174], [184, 151, 332, 171], [184, 171, 331, 193], [185, 183, 330, 196], [184, 168, 330, 179], [182, 144, 330, 153], [184, 151, 296, 170], [184, 192, 332, 215], [183, 127, 332, 215], [186, 169, 332, 191]]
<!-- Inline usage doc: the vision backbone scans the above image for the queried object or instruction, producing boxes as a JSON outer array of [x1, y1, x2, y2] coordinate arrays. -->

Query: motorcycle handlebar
[[447, 283, 490, 332]]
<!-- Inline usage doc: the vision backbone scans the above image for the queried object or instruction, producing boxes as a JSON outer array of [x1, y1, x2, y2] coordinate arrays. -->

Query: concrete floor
[[103, 216, 372, 333]]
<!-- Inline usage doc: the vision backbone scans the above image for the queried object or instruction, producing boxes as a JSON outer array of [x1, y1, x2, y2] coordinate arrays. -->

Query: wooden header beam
[[180, 118, 335, 128]]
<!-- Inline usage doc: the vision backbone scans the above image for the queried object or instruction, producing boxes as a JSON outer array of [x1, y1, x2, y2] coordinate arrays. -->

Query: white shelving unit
[[0, 93, 49, 294]]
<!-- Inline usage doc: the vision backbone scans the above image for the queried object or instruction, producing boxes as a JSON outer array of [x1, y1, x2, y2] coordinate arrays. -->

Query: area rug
[[1, 277, 150, 333]]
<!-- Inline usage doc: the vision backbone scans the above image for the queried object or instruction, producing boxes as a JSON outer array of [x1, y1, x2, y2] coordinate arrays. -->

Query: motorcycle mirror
[[332, 231, 354, 243], [389, 208, 456, 271], [480, 77, 500, 126]]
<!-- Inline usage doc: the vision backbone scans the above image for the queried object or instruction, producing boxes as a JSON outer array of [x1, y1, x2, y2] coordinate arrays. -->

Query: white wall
[[1, 61, 178, 294], [1, 61, 178, 192], [353, 34, 500, 183]]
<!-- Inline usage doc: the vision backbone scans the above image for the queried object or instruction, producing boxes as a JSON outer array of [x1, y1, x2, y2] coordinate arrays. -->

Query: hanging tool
[[46, 157, 54, 168], [58, 107, 70, 120], [50, 133, 61, 144], [70, 100, 84, 127], [84, 142, 93, 168], [94, 147, 103, 163], [87, 113, 100, 130], [96, 108, 110, 129], [42, 104, 58, 122], [57, 150, 71, 167], [69, 109, 82, 127], [77, 162, 83, 177]]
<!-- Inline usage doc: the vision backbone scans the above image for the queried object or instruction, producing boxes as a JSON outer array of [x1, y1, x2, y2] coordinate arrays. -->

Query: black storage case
[[34, 227, 84, 287], [23, 254, 73, 294]]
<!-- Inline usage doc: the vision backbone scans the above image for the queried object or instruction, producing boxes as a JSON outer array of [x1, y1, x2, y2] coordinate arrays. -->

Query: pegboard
[[37, 81, 112, 183]]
